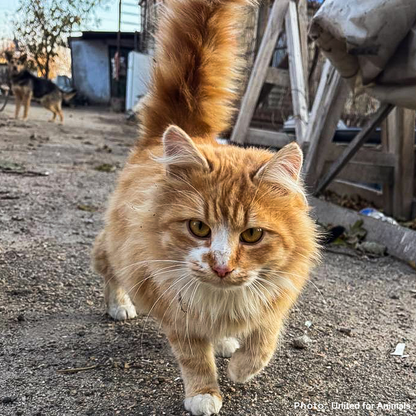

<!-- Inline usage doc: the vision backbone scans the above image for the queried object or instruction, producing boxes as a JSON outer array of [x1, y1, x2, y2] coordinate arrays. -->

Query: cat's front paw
[[184, 394, 222, 416], [227, 353, 260, 384], [107, 295, 137, 321], [215, 337, 240, 358]]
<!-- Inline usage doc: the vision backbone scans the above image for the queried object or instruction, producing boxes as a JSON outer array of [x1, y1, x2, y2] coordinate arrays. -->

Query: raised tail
[[62, 90, 77, 102], [139, 0, 255, 145]]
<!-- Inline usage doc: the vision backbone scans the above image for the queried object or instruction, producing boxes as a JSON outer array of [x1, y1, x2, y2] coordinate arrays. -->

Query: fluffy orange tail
[[139, 0, 254, 145]]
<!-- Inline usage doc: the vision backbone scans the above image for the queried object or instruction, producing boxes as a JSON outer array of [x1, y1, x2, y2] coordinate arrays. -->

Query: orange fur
[[93, 1, 320, 415], [139, 0, 254, 145]]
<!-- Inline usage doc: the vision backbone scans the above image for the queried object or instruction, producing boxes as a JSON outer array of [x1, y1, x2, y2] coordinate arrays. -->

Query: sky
[[0, 0, 141, 40]]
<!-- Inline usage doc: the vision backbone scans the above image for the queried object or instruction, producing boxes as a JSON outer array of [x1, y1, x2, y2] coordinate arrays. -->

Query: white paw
[[227, 364, 255, 384], [107, 296, 137, 321], [215, 337, 240, 358], [184, 394, 222, 416]]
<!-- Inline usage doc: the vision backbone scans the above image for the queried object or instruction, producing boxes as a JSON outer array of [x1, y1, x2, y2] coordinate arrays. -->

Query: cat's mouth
[[191, 270, 256, 290], [188, 261, 256, 289]]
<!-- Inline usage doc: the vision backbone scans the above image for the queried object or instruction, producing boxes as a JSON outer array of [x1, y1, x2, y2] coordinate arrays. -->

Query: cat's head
[[153, 125, 318, 291]]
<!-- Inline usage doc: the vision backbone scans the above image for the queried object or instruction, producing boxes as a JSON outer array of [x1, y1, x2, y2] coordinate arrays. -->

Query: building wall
[[71, 40, 110, 104]]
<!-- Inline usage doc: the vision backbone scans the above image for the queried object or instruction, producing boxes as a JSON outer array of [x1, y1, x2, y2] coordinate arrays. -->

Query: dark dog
[[5, 52, 76, 123]]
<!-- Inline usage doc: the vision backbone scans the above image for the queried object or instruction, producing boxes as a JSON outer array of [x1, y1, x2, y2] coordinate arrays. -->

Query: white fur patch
[[215, 337, 240, 358], [107, 295, 137, 321], [184, 394, 222, 416], [211, 226, 232, 268]]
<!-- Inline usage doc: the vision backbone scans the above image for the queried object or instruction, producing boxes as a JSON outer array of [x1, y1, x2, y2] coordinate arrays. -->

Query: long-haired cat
[[92, 0, 320, 414]]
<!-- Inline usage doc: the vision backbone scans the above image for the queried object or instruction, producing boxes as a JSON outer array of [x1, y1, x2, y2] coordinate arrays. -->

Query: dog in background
[[5, 52, 76, 123]]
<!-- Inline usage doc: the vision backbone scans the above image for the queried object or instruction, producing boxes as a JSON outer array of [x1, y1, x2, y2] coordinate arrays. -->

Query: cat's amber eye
[[240, 228, 263, 244], [188, 220, 211, 239]]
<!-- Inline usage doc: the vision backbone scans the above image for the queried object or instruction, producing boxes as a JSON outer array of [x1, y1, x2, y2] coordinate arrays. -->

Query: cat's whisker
[[126, 274, 154, 299], [127, 267, 190, 302], [185, 282, 197, 355], [158, 277, 195, 335], [140, 273, 192, 357], [118, 259, 190, 275], [255, 277, 283, 295], [254, 280, 275, 304], [174, 278, 197, 355], [251, 281, 273, 314], [150, 266, 190, 278], [121, 265, 188, 297], [260, 271, 301, 293]]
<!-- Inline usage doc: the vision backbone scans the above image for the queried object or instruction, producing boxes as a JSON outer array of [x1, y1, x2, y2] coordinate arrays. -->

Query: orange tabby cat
[[92, 0, 320, 414]]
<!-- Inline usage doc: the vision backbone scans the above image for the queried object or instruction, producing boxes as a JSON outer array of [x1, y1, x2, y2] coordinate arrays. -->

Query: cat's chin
[[195, 276, 251, 291]]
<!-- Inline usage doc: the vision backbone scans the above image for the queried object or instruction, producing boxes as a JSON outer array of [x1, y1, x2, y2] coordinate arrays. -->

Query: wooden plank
[[285, 0, 309, 145], [325, 144, 396, 167], [381, 116, 395, 215], [327, 180, 384, 208], [322, 161, 394, 184], [303, 61, 349, 189], [245, 128, 292, 148], [265, 67, 290, 87], [314, 103, 395, 195], [231, 0, 290, 144], [297, 0, 309, 105], [392, 108, 416, 220], [254, 0, 271, 56]]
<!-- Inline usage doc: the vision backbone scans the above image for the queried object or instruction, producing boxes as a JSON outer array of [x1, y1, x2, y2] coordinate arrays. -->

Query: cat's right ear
[[160, 125, 210, 174]]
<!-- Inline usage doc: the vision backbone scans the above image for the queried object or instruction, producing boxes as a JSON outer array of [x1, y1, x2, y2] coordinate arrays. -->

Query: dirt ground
[[1, 101, 416, 416]]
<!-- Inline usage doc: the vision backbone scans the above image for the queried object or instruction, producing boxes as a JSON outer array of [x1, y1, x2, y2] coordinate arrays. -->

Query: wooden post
[[285, 0, 309, 145], [392, 108, 416, 220], [303, 61, 349, 190], [381, 115, 395, 215], [297, 0, 309, 105], [314, 103, 395, 195], [254, 0, 271, 57], [231, 0, 290, 144]]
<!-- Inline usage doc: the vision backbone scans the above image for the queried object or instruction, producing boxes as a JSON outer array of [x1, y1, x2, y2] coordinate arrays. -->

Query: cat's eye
[[240, 228, 263, 244], [188, 220, 211, 239]]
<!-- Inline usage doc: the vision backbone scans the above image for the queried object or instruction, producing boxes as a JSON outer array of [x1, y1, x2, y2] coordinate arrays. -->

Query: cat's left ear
[[161, 125, 210, 173], [254, 141, 303, 186]]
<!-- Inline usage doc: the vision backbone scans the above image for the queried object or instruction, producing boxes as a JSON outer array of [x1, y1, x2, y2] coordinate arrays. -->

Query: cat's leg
[[92, 232, 137, 321], [214, 337, 240, 358], [168, 333, 222, 416], [227, 319, 283, 384]]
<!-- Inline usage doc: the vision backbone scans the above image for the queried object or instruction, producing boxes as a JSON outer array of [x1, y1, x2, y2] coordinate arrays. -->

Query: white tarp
[[310, 0, 416, 109]]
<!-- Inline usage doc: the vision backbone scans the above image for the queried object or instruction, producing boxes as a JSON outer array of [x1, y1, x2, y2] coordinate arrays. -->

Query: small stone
[[408, 392, 416, 400], [292, 335, 312, 349], [338, 327, 352, 336], [11, 216, 24, 222], [389, 293, 399, 300], [1, 397, 16, 404]]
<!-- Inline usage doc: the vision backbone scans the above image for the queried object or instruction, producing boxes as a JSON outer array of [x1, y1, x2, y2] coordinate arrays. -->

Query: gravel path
[[1, 103, 415, 416]]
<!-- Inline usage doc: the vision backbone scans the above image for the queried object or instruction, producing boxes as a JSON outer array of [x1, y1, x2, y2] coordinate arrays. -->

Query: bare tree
[[13, 0, 105, 78]]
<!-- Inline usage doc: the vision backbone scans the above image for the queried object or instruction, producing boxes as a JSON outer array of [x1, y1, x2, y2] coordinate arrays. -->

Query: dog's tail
[[62, 90, 77, 102], [139, 0, 255, 145]]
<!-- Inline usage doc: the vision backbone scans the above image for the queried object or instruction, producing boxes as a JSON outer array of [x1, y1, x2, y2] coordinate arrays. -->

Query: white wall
[[71, 40, 110, 104], [126, 51, 152, 111]]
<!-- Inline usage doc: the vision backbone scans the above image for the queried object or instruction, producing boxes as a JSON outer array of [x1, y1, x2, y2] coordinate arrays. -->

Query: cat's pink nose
[[211, 265, 234, 278]]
